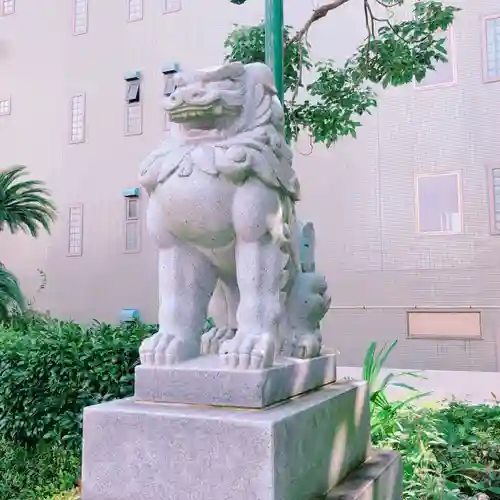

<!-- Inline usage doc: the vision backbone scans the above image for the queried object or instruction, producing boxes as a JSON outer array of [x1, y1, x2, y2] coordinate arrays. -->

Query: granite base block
[[327, 451, 403, 500], [82, 381, 369, 500], [134, 352, 337, 408]]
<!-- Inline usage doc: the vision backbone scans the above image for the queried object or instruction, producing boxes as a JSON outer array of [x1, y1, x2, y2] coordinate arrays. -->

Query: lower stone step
[[326, 451, 403, 500]]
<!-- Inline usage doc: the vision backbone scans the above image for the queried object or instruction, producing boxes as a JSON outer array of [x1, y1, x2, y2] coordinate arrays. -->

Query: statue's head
[[164, 62, 283, 137]]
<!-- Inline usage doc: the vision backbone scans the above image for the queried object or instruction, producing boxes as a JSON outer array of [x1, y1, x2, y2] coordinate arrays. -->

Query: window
[[162, 66, 177, 132], [163, 0, 181, 14], [416, 173, 462, 234], [163, 67, 178, 97], [125, 198, 141, 253], [70, 94, 86, 144], [73, 0, 88, 35], [126, 198, 139, 220], [415, 28, 456, 89], [163, 74, 176, 97], [483, 16, 500, 82], [487, 166, 500, 234], [0, 98, 11, 116], [125, 77, 142, 135], [407, 311, 481, 340], [128, 0, 143, 22], [125, 103, 142, 135], [126, 80, 140, 104], [68, 205, 84, 257], [1, 0, 15, 16]]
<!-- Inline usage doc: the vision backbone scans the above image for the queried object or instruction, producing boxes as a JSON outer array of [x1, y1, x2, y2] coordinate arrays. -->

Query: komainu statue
[[138, 62, 331, 370]]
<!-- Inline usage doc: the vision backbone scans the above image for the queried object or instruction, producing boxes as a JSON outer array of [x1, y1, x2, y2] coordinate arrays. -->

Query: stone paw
[[291, 332, 322, 359], [220, 332, 275, 370], [139, 332, 200, 366], [201, 327, 236, 355]]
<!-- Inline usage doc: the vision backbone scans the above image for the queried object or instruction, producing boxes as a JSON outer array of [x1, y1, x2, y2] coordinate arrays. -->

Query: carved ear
[[200, 62, 245, 83], [244, 63, 277, 95], [261, 80, 277, 95], [254, 83, 265, 104]]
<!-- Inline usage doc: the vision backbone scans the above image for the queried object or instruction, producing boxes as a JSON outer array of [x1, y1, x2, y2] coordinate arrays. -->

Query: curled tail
[[284, 222, 331, 359]]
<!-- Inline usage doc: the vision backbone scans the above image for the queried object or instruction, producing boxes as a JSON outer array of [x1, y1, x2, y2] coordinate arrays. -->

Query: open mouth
[[169, 104, 217, 122]]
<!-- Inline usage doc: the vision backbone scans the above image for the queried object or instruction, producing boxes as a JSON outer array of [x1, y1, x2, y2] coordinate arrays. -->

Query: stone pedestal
[[135, 352, 337, 408], [83, 351, 402, 500], [82, 381, 371, 500]]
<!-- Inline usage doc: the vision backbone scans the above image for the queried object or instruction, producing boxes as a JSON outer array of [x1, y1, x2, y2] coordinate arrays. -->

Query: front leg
[[140, 232, 217, 366], [221, 180, 284, 369]]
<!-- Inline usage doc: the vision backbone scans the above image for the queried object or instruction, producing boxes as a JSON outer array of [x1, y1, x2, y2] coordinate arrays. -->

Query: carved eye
[[174, 76, 186, 88], [227, 147, 247, 162], [215, 80, 235, 90]]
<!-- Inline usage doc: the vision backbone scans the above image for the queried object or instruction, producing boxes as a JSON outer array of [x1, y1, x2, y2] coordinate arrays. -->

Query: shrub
[[373, 402, 500, 499], [363, 341, 500, 499], [436, 402, 500, 498], [0, 439, 80, 500], [46, 490, 80, 500], [0, 315, 155, 446]]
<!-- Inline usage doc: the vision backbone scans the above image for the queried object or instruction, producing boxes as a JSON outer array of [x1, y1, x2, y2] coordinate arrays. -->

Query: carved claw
[[291, 332, 322, 359], [201, 327, 236, 355], [220, 332, 275, 370], [139, 332, 199, 366]]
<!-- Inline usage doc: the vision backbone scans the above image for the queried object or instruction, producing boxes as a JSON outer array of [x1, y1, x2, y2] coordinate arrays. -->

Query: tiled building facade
[[1, 0, 500, 371]]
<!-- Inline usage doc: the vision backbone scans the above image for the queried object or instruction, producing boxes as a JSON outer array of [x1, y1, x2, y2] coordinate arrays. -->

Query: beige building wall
[[1, 0, 500, 371]]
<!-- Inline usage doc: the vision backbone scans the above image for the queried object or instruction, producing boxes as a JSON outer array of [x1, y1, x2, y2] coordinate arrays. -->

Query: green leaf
[[0, 165, 56, 237], [224, 1, 459, 146]]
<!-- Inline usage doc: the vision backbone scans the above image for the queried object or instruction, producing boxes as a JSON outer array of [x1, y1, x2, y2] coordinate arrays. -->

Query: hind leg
[[201, 277, 239, 355]]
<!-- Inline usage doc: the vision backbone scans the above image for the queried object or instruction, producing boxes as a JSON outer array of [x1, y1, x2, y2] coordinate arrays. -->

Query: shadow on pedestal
[[326, 451, 403, 500]]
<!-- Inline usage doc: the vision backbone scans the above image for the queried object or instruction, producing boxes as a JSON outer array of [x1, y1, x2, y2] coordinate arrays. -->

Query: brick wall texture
[[295, 0, 500, 372]]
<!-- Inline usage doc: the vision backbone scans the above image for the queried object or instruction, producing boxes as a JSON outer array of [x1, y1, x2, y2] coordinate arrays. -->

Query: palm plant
[[0, 264, 25, 321], [0, 165, 56, 237], [0, 165, 56, 321]]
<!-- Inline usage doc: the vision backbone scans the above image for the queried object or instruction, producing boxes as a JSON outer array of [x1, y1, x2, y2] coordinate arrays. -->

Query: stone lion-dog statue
[[138, 62, 331, 370]]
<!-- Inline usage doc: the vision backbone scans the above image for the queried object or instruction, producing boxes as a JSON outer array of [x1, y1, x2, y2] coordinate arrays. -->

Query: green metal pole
[[265, 0, 284, 103]]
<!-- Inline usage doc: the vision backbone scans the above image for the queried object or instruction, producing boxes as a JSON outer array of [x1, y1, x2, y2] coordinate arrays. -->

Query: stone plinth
[[327, 451, 403, 500], [82, 381, 370, 500], [135, 352, 337, 408]]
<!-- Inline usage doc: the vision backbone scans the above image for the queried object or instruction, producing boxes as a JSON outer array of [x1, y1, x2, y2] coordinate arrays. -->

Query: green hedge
[[0, 439, 80, 500], [0, 315, 155, 446], [1, 318, 500, 499]]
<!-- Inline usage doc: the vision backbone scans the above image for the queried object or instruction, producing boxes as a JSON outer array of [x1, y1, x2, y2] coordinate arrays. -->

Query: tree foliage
[[0, 165, 56, 237], [226, 0, 459, 145], [0, 265, 25, 321], [0, 165, 56, 320]]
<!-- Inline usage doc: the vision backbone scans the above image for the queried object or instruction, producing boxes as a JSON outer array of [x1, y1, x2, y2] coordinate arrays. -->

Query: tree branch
[[286, 0, 352, 47]]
